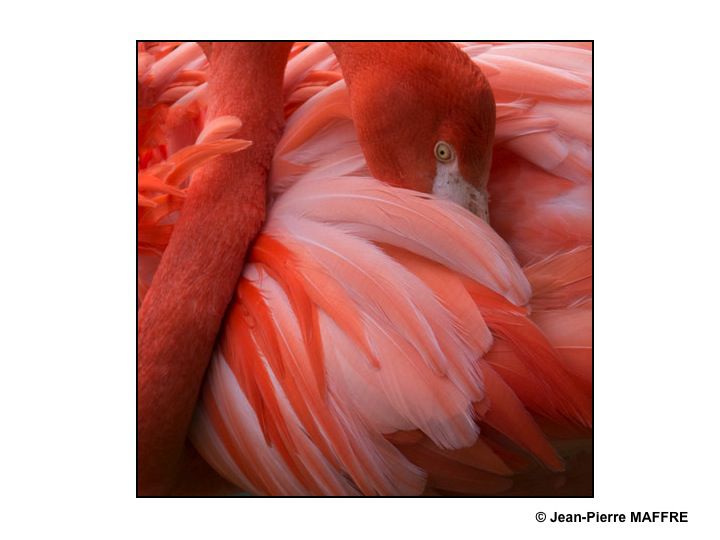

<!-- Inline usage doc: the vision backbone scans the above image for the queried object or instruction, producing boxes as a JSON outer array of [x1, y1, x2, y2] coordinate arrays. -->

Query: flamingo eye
[[434, 141, 454, 162]]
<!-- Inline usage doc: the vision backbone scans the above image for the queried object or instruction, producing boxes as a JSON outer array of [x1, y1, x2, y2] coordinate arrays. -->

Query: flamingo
[[137, 41, 592, 496]]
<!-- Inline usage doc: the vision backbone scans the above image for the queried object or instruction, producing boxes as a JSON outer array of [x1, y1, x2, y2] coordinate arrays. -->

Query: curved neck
[[329, 41, 446, 85]]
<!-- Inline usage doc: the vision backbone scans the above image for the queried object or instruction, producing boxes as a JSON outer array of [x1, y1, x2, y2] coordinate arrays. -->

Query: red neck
[[138, 43, 292, 495]]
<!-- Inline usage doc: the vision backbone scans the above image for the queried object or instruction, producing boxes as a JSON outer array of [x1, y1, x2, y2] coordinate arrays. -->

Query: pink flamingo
[[137, 41, 592, 495]]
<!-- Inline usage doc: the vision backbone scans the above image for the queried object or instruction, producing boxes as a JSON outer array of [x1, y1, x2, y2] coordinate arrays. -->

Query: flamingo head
[[340, 43, 496, 221]]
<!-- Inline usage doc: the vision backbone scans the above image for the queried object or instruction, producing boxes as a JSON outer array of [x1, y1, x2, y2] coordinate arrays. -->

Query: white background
[[1, 1, 718, 538]]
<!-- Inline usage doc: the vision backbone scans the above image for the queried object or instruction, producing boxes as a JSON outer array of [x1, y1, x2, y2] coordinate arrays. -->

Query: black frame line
[[135, 39, 594, 499]]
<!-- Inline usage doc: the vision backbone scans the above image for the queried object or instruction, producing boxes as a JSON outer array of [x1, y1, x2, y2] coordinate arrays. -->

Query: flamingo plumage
[[137, 41, 592, 496]]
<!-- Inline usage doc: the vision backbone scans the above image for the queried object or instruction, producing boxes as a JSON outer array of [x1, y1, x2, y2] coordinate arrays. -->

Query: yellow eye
[[434, 141, 454, 162]]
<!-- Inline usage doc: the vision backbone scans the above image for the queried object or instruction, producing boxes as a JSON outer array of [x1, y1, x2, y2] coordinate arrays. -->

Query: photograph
[[5, 2, 719, 538], [137, 41, 593, 497]]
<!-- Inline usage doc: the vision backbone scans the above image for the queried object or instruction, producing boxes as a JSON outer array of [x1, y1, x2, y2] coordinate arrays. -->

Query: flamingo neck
[[138, 42, 292, 495]]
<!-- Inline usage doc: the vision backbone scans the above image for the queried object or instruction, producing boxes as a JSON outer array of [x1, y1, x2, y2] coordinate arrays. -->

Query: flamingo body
[[137, 41, 592, 495]]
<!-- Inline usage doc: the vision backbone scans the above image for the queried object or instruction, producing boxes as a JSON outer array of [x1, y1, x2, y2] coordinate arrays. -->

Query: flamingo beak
[[432, 162, 490, 223], [466, 184, 490, 223]]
